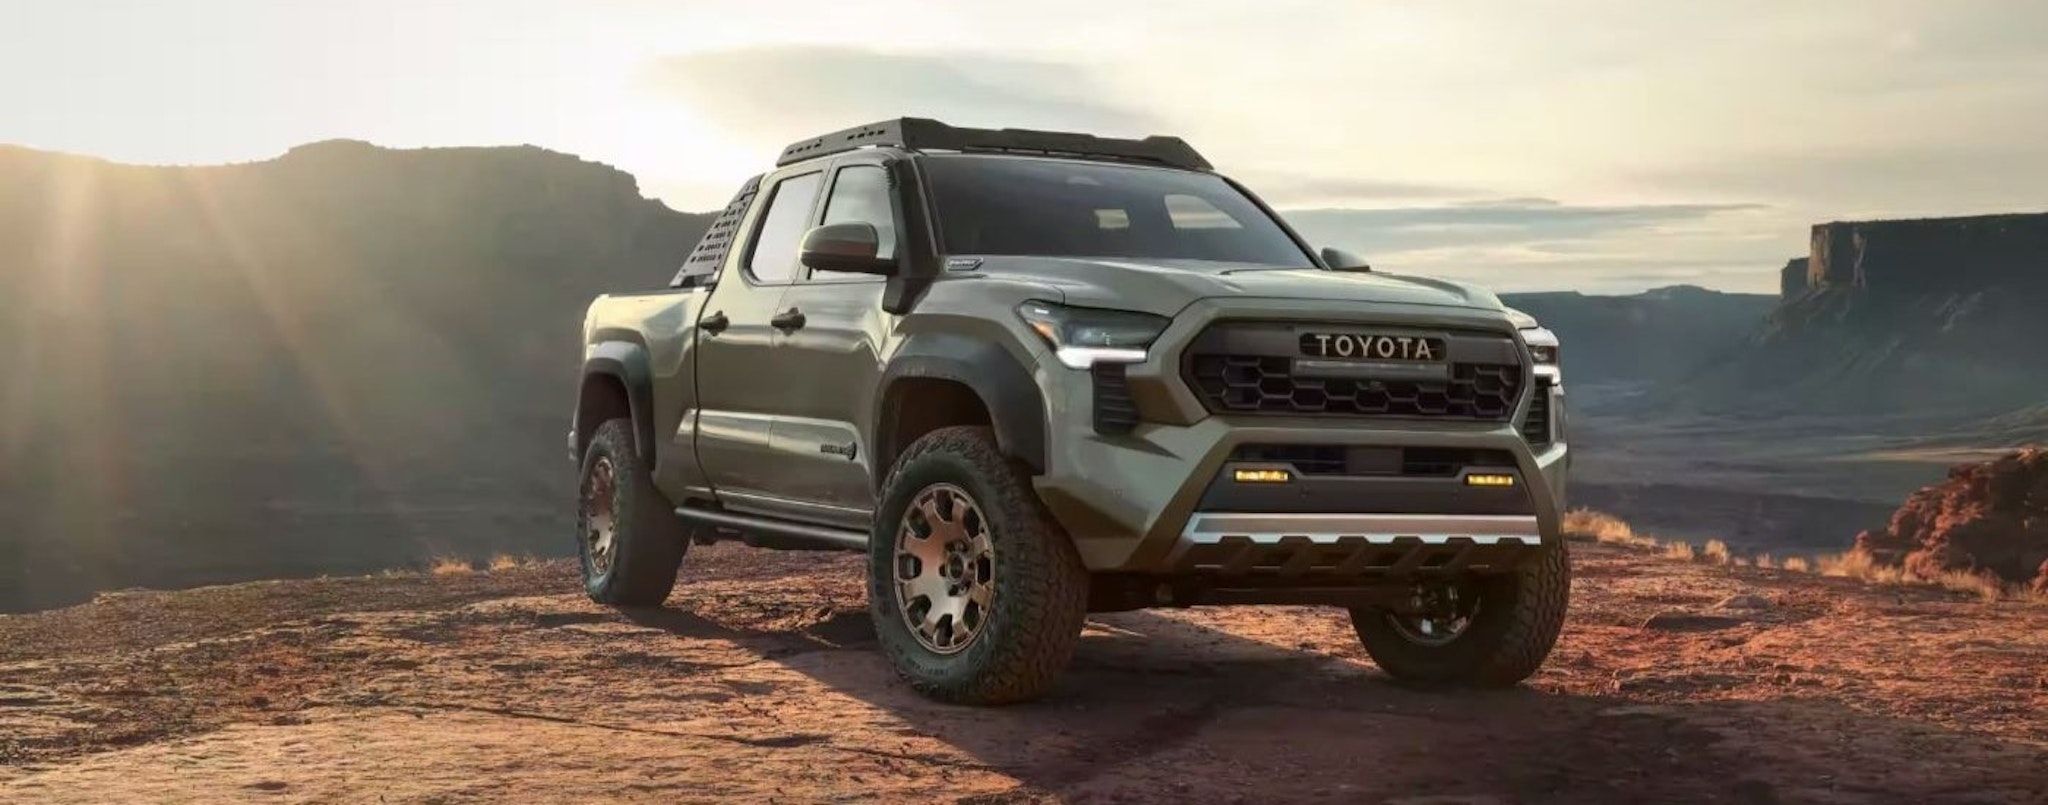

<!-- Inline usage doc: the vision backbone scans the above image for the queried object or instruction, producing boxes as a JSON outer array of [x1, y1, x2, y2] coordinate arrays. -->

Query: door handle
[[700, 310, 730, 334], [770, 307, 807, 331]]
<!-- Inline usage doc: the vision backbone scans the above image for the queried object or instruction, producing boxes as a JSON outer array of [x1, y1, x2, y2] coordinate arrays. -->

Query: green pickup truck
[[570, 118, 1570, 705]]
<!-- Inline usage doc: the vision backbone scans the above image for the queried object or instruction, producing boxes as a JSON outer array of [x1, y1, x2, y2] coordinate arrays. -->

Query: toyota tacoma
[[570, 118, 1570, 705]]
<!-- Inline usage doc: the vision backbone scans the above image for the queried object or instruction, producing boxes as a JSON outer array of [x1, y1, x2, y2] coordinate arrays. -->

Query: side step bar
[[675, 506, 868, 552]]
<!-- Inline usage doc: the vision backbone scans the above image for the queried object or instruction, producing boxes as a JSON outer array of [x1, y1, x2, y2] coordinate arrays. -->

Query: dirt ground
[[2, 540, 2044, 805]]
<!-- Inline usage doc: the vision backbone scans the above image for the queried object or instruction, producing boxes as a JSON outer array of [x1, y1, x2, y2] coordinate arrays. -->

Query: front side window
[[919, 155, 1313, 267], [745, 171, 824, 283], [814, 165, 896, 281]]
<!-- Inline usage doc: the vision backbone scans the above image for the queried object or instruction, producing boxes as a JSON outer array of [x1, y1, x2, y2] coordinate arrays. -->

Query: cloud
[[1281, 200, 1766, 253], [1229, 171, 1480, 206], [1641, 142, 2048, 214], [639, 46, 1158, 145], [1276, 199, 1789, 294]]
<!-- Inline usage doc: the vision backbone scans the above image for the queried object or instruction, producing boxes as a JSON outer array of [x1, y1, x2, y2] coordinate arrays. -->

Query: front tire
[[868, 426, 1089, 705], [577, 418, 688, 606], [1349, 539, 1570, 687]]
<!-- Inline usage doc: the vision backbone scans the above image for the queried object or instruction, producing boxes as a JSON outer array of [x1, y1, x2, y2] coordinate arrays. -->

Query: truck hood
[[965, 256, 1505, 316]]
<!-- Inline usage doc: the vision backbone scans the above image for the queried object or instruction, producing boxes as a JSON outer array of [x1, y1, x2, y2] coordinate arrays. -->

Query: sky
[[4, 0, 2046, 293]]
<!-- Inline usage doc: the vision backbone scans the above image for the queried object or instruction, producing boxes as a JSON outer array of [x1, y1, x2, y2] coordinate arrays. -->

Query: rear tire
[[1349, 539, 1570, 687], [868, 426, 1089, 705], [577, 418, 688, 606]]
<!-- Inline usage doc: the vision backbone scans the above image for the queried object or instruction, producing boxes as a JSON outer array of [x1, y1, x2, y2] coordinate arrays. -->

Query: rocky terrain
[[3, 537, 2045, 804], [0, 143, 711, 612], [1855, 448, 2048, 590]]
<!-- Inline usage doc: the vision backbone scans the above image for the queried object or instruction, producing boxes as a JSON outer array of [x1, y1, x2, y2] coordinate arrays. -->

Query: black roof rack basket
[[775, 117, 1211, 171]]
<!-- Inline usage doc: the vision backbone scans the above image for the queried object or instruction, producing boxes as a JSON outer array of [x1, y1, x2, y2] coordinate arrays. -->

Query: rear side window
[[746, 172, 824, 283]]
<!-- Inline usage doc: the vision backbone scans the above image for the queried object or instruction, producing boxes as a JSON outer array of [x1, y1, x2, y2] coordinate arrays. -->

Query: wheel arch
[[873, 333, 1047, 489], [577, 340, 657, 461]]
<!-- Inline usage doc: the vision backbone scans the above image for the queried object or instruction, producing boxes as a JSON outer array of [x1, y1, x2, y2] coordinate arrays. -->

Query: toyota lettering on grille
[[1299, 333, 1447, 362]]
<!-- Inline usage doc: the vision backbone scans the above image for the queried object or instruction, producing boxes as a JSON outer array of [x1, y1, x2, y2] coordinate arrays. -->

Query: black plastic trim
[[1173, 538, 1534, 580], [875, 333, 1049, 480], [578, 341, 656, 460], [881, 157, 940, 316], [1522, 378, 1555, 446], [672, 175, 762, 289], [675, 505, 867, 551], [1091, 362, 1139, 434], [777, 117, 1211, 171]]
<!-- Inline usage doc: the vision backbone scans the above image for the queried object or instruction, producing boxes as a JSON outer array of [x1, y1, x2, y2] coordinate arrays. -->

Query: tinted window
[[920, 156, 1313, 267], [814, 165, 896, 281], [746, 172, 823, 283]]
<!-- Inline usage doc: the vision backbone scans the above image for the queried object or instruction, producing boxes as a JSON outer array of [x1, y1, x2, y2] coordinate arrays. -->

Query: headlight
[[1505, 307, 1559, 369], [1523, 328, 1559, 366], [1016, 301, 1170, 370]]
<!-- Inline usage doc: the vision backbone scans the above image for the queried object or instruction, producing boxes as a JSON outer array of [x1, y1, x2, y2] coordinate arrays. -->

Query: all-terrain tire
[[868, 425, 1089, 706], [1349, 538, 1570, 687], [577, 418, 688, 607]]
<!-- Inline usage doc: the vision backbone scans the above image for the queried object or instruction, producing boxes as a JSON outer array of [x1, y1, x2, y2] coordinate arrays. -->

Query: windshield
[[919, 155, 1316, 267]]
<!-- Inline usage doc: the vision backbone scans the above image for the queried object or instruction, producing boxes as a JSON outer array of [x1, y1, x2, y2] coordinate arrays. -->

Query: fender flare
[[578, 340, 657, 460], [874, 333, 1048, 480]]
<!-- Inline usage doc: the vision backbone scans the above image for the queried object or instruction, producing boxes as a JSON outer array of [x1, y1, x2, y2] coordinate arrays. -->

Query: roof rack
[[775, 117, 1212, 171]]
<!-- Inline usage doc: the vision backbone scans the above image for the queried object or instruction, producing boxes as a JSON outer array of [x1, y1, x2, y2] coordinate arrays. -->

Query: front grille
[[1188, 355, 1520, 420], [1521, 379, 1553, 446], [1231, 445, 1517, 477]]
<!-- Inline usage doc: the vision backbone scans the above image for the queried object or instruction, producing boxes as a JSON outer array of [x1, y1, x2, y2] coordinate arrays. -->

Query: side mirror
[[1320, 246, 1371, 272], [800, 222, 897, 275]]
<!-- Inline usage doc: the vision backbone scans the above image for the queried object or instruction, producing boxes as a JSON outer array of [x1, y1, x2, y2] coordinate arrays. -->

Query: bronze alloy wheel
[[894, 483, 997, 654], [582, 456, 618, 576]]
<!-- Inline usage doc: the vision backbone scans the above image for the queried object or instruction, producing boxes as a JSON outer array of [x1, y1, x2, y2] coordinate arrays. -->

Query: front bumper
[[1030, 297, 1568, 576], [1168, 512, 1540, 580]]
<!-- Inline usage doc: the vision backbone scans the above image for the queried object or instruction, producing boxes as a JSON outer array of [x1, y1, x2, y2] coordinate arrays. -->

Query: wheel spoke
[[901, 567, 951, 610]]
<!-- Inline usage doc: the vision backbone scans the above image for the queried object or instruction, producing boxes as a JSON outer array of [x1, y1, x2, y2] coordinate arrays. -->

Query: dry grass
[[429, 556, 475, 576], [1934, 570, 2005, 603], [1563, 508, 1655, 548], [487, 554, 537, 572], [1818, 549, 1907, 584], [1568, 510, 2042, 605]]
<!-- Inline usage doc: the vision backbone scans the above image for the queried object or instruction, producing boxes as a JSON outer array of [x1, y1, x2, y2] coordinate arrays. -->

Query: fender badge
[[945, 257, 983, 272]]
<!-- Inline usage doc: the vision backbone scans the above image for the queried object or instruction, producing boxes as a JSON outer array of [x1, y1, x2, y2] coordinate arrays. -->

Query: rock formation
[[1779, 257, 1809, 299], [1671, 212, 2048, 414], [1501, 285, 1774, 385], [1855, 447, 2048, 589], [0, 143, 711, 612]]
